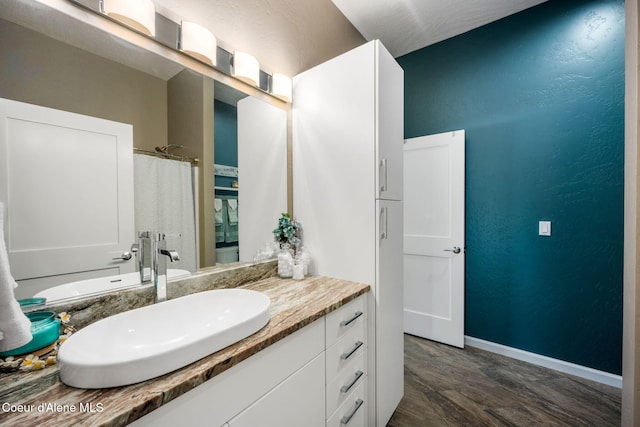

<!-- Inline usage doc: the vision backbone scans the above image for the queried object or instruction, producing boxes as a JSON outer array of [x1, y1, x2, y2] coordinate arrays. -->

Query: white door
[[403, 130, 465, 348], [0, 98, 135, 297]]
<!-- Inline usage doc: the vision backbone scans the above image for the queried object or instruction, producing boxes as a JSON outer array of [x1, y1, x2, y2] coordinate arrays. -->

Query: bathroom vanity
[[0, 2, 400, 426], [132, 288, 368, 427], [0, 275, 369, 427]]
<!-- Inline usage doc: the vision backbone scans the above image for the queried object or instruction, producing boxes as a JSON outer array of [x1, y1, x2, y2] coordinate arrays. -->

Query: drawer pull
[[340, 399, 364, 425], [341, 341, 364, 360], [340, 311, 363, 327], [340, 370, 364, 393]]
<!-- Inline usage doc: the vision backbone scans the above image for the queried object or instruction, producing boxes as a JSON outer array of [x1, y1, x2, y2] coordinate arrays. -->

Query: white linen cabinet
[[293, 39, 404, 426]]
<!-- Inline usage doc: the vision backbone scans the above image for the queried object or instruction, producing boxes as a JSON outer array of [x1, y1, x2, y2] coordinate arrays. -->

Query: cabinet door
[[326, 352, 366, 419], [375, 41, 404, 202], [325, 295, 365, 349], [227, 353, 325, 427], [375, 200, 404, 426], [293, 41, 376, 285], [130, 319, 324, 427], [327, 380, 368, 427]]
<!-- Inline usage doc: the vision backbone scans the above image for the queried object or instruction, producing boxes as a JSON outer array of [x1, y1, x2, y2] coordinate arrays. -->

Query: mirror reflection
[[213, 83, 245, 264], [0, 11, 287, 305]]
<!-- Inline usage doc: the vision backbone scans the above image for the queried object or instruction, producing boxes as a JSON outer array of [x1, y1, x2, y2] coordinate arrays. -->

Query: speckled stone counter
[[0, 276, 369, 427]]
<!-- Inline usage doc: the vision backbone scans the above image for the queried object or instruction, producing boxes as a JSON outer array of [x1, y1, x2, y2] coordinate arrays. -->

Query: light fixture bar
[[232, 51, 260, 87], [180, 21, 217, 66], [101, 0, 156, 36], [78, 0, 291, 102], [271, 73, 292, 103]]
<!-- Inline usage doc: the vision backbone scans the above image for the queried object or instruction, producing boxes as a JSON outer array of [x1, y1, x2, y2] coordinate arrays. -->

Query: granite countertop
[[0, 276, 369, 427]]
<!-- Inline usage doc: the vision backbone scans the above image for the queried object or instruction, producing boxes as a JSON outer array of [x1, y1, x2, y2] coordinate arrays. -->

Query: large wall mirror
[[0, 0, 290, 304]]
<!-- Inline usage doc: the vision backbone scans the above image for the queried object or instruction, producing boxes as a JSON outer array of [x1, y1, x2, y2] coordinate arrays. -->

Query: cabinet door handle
[[379, 159, 388, 193], [380, 207, 388, 241], [341, 341, 364, 360], [340, 399, 364, 425], [340, 370, 364, 393], [340, 311, 363, 327]]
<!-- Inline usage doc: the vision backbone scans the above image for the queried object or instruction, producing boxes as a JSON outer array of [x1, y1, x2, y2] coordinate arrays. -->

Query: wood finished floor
[[387, 334, 621, 426]]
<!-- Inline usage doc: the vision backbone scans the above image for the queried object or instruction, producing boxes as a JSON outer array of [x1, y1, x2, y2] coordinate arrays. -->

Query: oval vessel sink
[[58, 289, 270, 388]]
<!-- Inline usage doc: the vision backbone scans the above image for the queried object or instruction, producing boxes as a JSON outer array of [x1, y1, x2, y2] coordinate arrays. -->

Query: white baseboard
[[464, 336, 622, 388]]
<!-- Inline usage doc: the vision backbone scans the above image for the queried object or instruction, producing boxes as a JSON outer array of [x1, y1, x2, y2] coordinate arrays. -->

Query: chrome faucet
[[151, 232, 180, 303], [135, 231, 153, 285]]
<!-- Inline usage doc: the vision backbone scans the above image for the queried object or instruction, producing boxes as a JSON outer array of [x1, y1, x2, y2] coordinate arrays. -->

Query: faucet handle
[[159, 248, 180, 262], [146, 232, 182, 242]]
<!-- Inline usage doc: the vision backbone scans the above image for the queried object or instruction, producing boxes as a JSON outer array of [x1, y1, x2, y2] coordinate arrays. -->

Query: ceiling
[[151, 0, 365, 77], [330, 0, 550, 58], [151, 0, 551, 76]]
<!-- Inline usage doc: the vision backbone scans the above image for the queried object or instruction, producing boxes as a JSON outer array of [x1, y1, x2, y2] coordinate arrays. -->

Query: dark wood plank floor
[[387, 334, 621, 426]]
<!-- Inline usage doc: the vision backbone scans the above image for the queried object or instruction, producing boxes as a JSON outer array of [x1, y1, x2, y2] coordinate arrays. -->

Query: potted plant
[[273, 213, 301, 277]]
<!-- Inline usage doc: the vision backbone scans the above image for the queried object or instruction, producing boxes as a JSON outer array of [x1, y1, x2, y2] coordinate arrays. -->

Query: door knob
[[444, 246, 461, 254], [112, 251, 133, 261]]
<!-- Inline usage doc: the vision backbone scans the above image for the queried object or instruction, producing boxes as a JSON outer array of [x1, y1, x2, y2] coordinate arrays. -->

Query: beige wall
[[0, 19, 168, 150], [167, 69, 215, 267]]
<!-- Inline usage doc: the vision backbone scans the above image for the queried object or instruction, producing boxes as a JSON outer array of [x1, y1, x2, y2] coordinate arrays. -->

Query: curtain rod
[[133, 147, 199, 165]]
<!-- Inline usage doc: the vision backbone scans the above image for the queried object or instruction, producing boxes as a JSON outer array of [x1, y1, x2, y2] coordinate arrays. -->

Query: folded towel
[[214, 198, 223, 225], [0, 201, 32, 352], [225, 224, 239, 243], [215, 224, 225, 243], [227, 199, 238, 226]]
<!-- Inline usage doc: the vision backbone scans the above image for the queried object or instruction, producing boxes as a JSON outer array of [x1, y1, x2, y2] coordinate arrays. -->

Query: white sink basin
[[58, 289, 270, 388], [35, 269, 191, 303]]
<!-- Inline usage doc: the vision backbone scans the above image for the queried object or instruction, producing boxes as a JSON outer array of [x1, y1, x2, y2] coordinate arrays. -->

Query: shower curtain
[[133, 154, 197, 273]]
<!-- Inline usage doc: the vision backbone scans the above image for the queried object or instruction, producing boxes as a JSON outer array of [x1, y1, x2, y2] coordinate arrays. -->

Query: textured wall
[[398, 0, 624, 374]]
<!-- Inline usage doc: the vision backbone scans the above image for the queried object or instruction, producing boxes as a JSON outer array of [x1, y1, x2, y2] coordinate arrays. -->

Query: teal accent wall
[[398, 0, 624, 374], [214, 99, 238, 188], [214, 99, 238, 166]]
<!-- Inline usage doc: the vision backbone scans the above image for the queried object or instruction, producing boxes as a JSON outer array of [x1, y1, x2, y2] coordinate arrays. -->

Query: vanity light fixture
[[101, 0, 156, 36], [87, 0, 290, 102], [180, 21, 217, 66], [271, 73, 292, 103], [232, 51, 260, 87]]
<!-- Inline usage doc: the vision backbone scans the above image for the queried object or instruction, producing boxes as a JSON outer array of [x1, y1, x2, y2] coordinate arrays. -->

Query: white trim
[[465, 336, 622, 389]]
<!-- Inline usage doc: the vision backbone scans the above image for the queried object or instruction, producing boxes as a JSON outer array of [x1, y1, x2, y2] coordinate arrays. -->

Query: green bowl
[[0, 312, 60, 357]]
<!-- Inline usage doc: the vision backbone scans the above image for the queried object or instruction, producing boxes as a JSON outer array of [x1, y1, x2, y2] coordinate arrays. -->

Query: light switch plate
[[539, 221, 551, 236]]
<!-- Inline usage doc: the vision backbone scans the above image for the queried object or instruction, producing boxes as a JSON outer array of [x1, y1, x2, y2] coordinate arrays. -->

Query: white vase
[[277, 246, 293, 278], [299, 248, 311, 276], [292, 258, 304, 280]]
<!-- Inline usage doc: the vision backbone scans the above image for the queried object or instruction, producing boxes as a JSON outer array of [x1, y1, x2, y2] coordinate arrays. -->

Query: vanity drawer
[[326, 379, 367, 427], [326, 320, 365, 380], [326, 351, 365, 419], [326, 295, 365, 349]]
